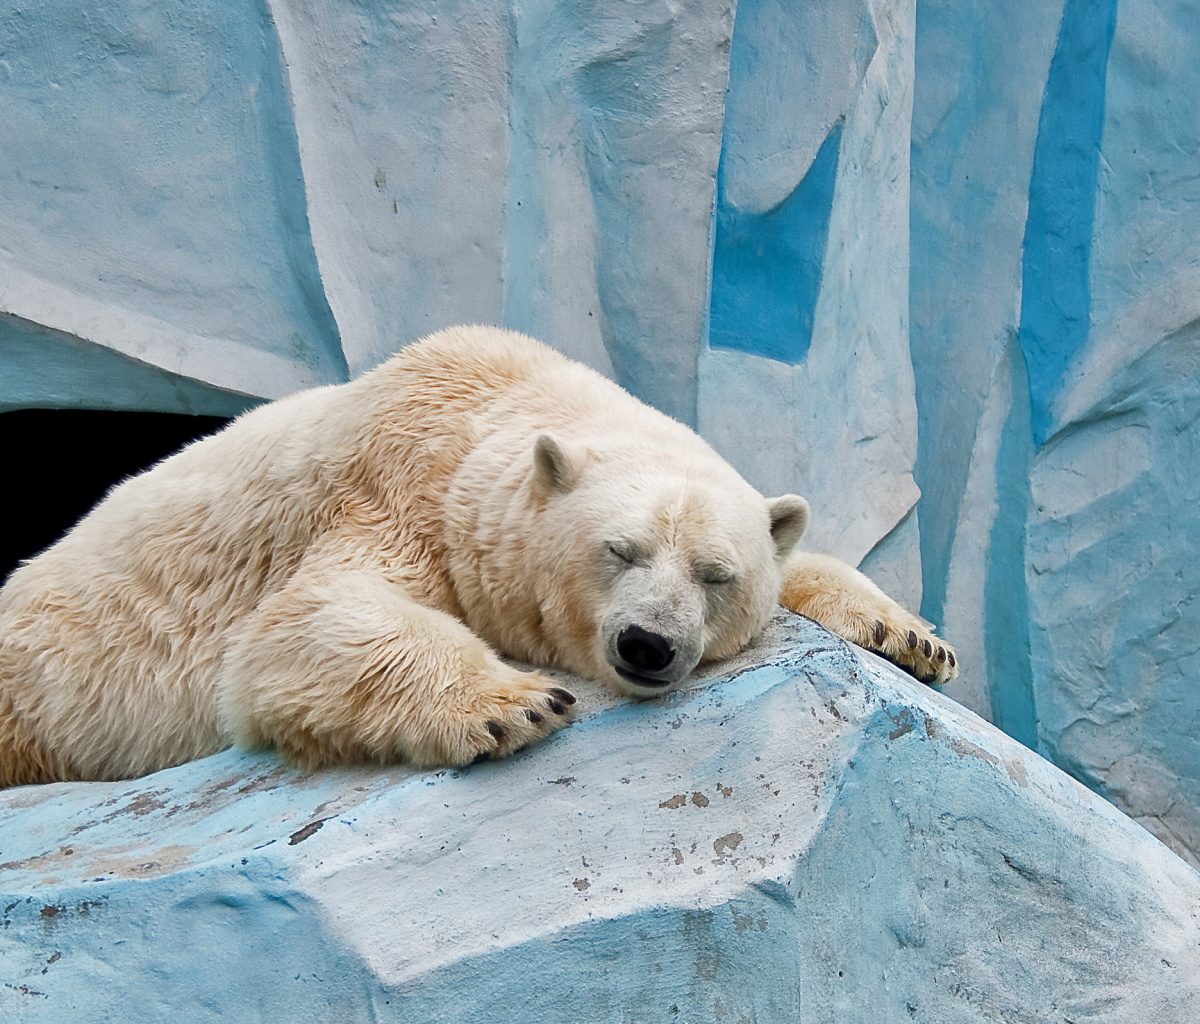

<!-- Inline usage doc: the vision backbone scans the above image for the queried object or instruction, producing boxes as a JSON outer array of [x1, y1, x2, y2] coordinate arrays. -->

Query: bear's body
[[0, 327, 954, 786]]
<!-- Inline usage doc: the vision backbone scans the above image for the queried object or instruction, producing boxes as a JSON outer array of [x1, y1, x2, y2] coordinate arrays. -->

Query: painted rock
[[2, 613, 1197, 1023]]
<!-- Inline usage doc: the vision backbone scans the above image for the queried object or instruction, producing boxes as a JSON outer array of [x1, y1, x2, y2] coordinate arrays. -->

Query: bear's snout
[[600, 562, 706, 694], [617, 625, 675, 674], [611, 624, 686, 689]]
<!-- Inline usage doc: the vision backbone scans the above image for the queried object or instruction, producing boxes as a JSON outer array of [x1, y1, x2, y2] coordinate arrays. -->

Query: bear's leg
[[0, 689, 80, 787], [779, 552, 957, 684], [218, 566, 576, 770]]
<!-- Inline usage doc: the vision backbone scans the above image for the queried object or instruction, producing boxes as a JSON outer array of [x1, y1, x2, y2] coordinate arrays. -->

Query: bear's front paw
[[860, 615, 957, 686], [422, 669, 577, 768], [778, 552, 958, 686]]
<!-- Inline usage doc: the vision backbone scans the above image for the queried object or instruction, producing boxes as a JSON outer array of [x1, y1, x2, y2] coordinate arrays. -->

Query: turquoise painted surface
[[2, 0, 1200, 868], [3, 616, 1197, 1021], [707, 0, 863, 365], [0, 314, 256, 417], [911, 0, 1200, 867], [709, 123, 842, 364], [1019, 0, 1118, 445], [0, 0, 345, 404], [983, 341, 1038, 750]]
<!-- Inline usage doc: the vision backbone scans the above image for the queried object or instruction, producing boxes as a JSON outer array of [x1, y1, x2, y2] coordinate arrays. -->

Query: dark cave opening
[[1, 409, 230, 584]]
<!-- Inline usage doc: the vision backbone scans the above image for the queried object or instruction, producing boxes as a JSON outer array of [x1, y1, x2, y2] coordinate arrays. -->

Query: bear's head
[[521, 431, 810, 697]]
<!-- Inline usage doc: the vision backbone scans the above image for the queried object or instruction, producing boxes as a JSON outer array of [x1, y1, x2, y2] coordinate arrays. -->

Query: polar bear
[[0, 326, 955, 786]]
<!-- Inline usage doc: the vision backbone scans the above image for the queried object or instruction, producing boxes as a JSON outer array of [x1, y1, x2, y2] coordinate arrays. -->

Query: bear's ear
[[533, 432, 586, 494], [766, 494, 809, 558]]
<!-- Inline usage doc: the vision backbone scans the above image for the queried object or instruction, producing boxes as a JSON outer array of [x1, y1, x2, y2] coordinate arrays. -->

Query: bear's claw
[[445, 670, 576, 768], [864, 619, 958, 686]]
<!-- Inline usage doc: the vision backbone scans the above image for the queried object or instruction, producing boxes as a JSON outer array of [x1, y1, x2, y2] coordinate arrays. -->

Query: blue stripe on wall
[[986, 338, 1039, 750], [708, 123, 843, 364], [1019, 0, 1118, 445]]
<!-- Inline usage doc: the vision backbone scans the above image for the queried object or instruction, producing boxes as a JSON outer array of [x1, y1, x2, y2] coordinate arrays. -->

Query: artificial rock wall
[[1, 0, 1198, 864], [911, 0, 1200, 867], [3, 616, 1198, 1023]]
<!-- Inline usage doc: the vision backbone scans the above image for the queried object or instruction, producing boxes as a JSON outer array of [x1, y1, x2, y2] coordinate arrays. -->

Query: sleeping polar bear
[[0, 326, 955, 786]]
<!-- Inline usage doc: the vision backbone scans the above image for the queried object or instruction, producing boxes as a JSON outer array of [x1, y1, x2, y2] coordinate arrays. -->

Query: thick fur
[[0, 326, 955, 786]]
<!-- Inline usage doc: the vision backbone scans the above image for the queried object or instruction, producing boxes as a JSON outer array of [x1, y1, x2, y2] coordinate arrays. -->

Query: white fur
[[0, 326, 955, 785]]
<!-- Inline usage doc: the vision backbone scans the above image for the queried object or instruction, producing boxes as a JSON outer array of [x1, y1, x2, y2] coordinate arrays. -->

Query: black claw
[[936, 647, 947, 663], [486, 720, 506, 739], [907, 630, 918, 649], [549, 687, 577, 706], [548, 699, 566, 716], [471, 751, 490, 765], [525, 709, 544, 725], [922, 639, 933, 657], [873, 620, 886, 646], [948, 652, 956, 668]]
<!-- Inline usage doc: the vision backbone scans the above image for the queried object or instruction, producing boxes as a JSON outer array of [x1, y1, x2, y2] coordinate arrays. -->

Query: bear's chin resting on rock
[[0, 325, 956, 786]]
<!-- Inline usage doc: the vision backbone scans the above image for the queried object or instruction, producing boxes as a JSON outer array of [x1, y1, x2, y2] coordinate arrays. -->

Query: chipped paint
[[951, 739, 1002, 766]]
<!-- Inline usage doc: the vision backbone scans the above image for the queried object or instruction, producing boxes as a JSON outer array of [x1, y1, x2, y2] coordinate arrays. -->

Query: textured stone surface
[[0, 0, 346, 411], [2, 613, 1197, 1023], [911, 0, 1200, 867], [698, 0, 921, 607], [3, 0, 1200, 862]]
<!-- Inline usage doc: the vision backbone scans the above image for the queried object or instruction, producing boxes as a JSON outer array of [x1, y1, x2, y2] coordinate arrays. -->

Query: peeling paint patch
[[659, 794, 687, 809], [89, 846, 198, 879], [289, 818, 332, 845], [235, 765, 294, 796], [952, 739, 1001, 766], [38, 899, 102, 923], [0, 846, 81, 872], [4, 983, 48, 998], [713, 832, 744, 862], [1005, 758, 1029, 788], [889, 708, 916, 741], [71, 789, 170, 836]]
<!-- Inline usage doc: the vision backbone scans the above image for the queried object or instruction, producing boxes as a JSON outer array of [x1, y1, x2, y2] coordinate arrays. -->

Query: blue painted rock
[[6, 0, 1200, 869], [911, 0, 1200, 868], [2, 613, 1197, 1022]]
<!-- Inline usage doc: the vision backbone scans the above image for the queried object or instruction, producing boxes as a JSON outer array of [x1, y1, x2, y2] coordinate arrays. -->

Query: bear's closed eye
[[608, 544, 637, 564]]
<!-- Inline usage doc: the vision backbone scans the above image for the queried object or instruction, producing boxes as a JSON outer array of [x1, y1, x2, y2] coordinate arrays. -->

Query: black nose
[[617, 625, 675, 673]]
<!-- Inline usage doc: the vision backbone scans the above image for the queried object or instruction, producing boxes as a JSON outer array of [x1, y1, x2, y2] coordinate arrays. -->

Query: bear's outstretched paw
[[779, 552, 958, 686], [858, 616, 957, 686], [801, 597, 957, 685], [436, 670, 576, 768]]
